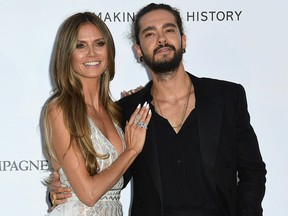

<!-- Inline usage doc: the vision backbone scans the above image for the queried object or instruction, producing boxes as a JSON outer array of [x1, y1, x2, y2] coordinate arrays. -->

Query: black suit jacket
[[118, 73, 266, 216]]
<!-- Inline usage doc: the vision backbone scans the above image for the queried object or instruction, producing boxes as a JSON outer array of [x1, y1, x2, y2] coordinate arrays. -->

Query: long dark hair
[[132, 3, 184, 45]]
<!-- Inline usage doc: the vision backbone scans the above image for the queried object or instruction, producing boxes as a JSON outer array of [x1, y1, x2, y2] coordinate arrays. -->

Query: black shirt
[[152, 105, 217, 213]]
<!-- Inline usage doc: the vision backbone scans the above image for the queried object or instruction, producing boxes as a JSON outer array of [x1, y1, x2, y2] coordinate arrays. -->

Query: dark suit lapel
[[136, 82, 163, 206], [142, 115, 163, 204], [192, 74, 224, 209], [191, 74, 223, 171], [197, 92, 223, 171]]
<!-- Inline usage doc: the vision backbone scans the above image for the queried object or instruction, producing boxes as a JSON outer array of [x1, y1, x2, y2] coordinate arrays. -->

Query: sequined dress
[[47, 117, 125, 216]]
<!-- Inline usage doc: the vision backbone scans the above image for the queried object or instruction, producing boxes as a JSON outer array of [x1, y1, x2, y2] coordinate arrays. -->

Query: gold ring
[[52, 194, 56, 205]]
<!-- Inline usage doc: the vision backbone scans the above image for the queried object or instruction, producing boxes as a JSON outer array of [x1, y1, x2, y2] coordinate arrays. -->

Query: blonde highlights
[[43, 12, 122, 175]]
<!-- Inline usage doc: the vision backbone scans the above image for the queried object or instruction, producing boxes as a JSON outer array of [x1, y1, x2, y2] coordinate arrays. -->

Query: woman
[[43, 12, 151, 215]]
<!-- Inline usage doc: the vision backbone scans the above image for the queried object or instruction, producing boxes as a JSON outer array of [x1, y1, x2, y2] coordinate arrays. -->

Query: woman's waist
[[68, 188, 121, 202]]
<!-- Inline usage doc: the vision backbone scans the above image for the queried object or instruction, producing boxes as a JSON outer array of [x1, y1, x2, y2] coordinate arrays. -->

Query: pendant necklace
[[152, 81, 192, 129]]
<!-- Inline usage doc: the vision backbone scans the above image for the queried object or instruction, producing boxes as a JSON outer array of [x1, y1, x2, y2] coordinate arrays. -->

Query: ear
[[133, 43, 143, 58], [181, 34, 187, 50]]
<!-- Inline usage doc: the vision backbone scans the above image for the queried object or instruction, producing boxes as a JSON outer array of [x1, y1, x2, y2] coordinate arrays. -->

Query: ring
[[137, 121, 148, 129], [134, 114, 141, 125], [52, 194, 56, 205]]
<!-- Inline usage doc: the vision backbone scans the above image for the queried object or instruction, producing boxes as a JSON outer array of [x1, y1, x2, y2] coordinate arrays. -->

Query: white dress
[[47, 117, 125, 216]]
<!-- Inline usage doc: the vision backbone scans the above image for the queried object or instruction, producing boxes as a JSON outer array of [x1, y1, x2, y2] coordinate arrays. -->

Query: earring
[[138, 56, 143, 62], [102, 69, 108, 77], [183, 48, 186, 53]]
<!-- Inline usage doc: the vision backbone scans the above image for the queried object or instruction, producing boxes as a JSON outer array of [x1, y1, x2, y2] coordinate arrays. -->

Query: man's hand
[[50, 171, 72, 208], [121, 86, 143, 98]]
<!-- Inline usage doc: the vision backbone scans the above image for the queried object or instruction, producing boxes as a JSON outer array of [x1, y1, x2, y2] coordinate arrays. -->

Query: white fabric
[[47, 117, 125, 216]]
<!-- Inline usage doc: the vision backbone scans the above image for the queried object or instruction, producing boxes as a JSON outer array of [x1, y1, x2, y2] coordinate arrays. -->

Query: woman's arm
[[49, 103, 151, 207]]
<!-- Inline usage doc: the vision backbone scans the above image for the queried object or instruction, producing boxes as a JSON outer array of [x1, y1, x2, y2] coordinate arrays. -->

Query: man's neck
[[151, 64, 190, 101]]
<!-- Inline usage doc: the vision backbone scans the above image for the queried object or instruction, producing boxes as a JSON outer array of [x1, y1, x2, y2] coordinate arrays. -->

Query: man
[[51, 3, 266, 216], [119, 3, 266, 216]]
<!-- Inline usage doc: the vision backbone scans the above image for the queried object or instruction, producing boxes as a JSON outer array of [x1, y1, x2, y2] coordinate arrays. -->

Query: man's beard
[[142, 44, 183, 75]]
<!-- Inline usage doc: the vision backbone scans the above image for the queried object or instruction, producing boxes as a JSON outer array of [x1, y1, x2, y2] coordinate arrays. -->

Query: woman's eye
[[96, 41, 105, 47], [76, 43, 85, 49]]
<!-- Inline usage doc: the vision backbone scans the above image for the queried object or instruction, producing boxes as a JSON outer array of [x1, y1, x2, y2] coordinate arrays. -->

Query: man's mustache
[[153, 44, 176, 55]]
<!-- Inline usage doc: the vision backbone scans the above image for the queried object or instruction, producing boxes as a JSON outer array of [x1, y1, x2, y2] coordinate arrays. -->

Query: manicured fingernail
[[148, 109, 152, 115], [143, 101, 147, 107], [145, 103, 150, 109], [137, 104, 141, 108]]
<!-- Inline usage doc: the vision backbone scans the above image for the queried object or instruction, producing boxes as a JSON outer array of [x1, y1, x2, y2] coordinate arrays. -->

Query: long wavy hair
[[43, 12, 122, 175]]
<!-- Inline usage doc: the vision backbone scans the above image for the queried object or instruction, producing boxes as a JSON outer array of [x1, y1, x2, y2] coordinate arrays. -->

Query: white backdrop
[[0, 0, 287, 215]]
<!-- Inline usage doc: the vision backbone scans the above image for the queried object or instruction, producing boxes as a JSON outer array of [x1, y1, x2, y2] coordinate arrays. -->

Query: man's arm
[[49, 171, 72, 208], [235, 84, 266, 216]]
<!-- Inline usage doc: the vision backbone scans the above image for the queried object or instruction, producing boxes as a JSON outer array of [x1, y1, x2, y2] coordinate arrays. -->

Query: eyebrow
[[76, 37, 105, 43], [141, 22, 177, 35]]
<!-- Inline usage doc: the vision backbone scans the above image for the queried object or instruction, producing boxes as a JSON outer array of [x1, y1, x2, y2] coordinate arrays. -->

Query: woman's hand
[[124, 102, 151, 155], [49, 171, 72, 208]]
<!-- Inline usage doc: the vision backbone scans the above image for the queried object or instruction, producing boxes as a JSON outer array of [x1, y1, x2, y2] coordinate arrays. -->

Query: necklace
[[152, 80, 192, 129]]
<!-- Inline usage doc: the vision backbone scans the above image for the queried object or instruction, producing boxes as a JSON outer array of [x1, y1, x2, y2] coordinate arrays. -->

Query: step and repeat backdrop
[[0, 0, 287, 215]]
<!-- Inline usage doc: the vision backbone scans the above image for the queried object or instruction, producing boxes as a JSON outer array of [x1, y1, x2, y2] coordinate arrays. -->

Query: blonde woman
[[43, 12, 151, 215]]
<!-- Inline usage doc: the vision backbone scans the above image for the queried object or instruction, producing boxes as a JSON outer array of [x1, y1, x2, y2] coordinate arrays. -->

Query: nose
[[157, 32, 167, 44], [88, 46, 96, 57]]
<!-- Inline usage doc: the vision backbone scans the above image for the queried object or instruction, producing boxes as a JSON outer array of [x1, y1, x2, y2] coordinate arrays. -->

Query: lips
[[155, 47, 171, 54], [154, 44, 175, 55], [84, 61, 100, 66]]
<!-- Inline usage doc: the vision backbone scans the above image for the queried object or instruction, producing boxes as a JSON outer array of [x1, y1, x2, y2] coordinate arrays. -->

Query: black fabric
[[118, 73, 266, 216], [164, 208, 220, 216], [154, 107, 217, 211]]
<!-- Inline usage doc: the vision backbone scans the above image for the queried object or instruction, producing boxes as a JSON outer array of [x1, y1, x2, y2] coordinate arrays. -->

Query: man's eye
[[145, 33, 154, 38], [166, 29, 175, 33]]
